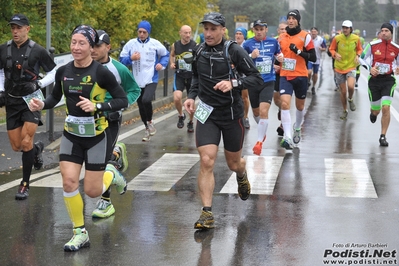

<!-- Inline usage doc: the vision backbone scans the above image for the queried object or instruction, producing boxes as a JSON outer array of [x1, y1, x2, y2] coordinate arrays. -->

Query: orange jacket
[[279, 30, 314, 77]]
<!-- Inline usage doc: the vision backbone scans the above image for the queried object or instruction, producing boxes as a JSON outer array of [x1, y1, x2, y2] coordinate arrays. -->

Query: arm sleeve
[[0, 69, 4, 92], [119, 40, 133, 66], [329, 38, 337, 58], [39, 67, 56, 88], [157, 43, 170, 69], [43, 67, 64, 109], [356, 39, 363, 55], [299, 34, 316, 62]]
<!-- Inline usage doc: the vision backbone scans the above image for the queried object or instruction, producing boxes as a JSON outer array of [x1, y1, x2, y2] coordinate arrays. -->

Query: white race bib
[[282, 58, 297, 71], [23, 89, 44, 108], [375, 62, 390, 75], [194, 100, 214, 124], [65, 115, 96, 137]]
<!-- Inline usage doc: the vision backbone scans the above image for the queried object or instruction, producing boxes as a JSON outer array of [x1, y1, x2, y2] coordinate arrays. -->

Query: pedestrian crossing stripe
[[220, 156, 283, 195], [127, 153, 200, 191], [23, 155, 377, 198], [325, 158, 377, 198], [0, 168, 60, 192], [30, 167, 84, 188]]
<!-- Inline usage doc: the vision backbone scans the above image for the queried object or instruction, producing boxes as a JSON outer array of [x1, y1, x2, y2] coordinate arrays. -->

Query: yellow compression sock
[[63, 189, 84, 228], [103, 170, 114, 192]]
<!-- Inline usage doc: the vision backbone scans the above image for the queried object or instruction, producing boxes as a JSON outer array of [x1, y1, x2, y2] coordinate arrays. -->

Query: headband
[[72, 25, 98, 47]]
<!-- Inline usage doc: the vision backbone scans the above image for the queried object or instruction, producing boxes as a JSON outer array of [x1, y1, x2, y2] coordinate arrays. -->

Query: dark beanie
[[287, 9, 301, 23], [381, 22, 393, 34]]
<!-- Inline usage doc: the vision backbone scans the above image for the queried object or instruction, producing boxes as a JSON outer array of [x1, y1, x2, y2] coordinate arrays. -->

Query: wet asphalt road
[[1, 55, 399, 266]]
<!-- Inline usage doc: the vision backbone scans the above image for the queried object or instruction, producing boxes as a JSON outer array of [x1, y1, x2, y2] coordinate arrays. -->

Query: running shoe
[[177, 113, 186, 129], [15, 182, 29, 200], [370, 113, 377, 124], [33, 141, 44, 170], [107, 164, 127, 195], [187, 121, 194, 133], [115, 142, 128, 172], [237, 171, 251, 200], [293, 123, 301, 144], [340, 110, 348, 120], [244, 118, 250, 129], [148, 121, 156, 136], [348, 98, 356, 111], [64, 228, 90, 252], [194, 210, 215, 229], [276, 124, 284, 136], [379, 135, 389, 147], [280, 138, 294, 150], [253, 141, 263, 156], [142, 128, 151, 142], [92, 199, 115, 218]]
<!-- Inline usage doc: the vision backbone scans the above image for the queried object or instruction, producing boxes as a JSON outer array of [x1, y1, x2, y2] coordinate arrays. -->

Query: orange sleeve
[[329, 38, 337, 58], [356, 39, 363, 55]]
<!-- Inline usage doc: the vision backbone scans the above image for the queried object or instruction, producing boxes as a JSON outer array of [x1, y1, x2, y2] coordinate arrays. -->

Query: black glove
[[289, 43, 299, 54], [24, 81, 40, 94], [0, 91, 6, 107]]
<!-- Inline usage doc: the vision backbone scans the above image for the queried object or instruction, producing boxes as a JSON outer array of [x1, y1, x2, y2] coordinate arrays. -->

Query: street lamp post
[[333, 0, 336, 34], [313, 0, 316, 27]]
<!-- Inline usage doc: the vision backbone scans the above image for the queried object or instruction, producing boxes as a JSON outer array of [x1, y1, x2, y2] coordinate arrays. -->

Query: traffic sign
[[390, 20, 397, 27], [234, 15, 249, 22]]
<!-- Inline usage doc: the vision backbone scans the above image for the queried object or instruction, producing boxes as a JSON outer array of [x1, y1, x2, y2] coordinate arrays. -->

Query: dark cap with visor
[[96, 30, 111, 45], [253, 19, 267, 27], [8, 14, 30, 26], [200, 12, 226, 27]]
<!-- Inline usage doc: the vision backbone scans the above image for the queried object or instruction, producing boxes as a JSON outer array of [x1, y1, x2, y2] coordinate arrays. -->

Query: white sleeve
[[38, 67, 56, 88], [0, 69, 4, 92]]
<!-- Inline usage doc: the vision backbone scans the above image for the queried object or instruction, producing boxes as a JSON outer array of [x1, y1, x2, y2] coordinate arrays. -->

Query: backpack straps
[[5, 39, 36, 80], [194, 40, 239, 80], [223, 40, 239, 80], [5, 40, 12, 80]]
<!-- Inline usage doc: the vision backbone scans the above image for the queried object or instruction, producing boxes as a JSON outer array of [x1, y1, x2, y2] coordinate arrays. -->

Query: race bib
[[65, 115, 96, 137], [375, 62, 390, 75], [23, 89, 44, 107], [178, 59, 192, 71], [256, 59, 272, 74], [194, 100, 214, 124], [282, 58, 297, 71]]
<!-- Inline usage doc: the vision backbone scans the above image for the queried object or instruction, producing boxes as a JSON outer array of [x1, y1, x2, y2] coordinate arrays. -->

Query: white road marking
[[220, 156, 284, 195], [30, 166, 85, 188], [127, 153, 199, 191], [325, 158, 377, 198], [0, 168, 60, 192]]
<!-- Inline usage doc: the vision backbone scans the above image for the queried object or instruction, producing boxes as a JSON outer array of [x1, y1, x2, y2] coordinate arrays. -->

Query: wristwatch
[[231, 79, 238, 88], [96, 103, 102, 110], [297, 49, 302, 55]]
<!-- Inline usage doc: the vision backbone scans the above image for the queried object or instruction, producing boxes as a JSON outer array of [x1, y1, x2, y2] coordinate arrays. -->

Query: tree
[[362, 0, 382, 23], [385, 0, 397, 21], [218, 0, 288, 38], [0, 0, 213, 54]]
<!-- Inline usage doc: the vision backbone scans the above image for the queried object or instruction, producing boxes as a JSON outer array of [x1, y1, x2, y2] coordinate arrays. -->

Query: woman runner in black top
[[29, 25, 128, 252]]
